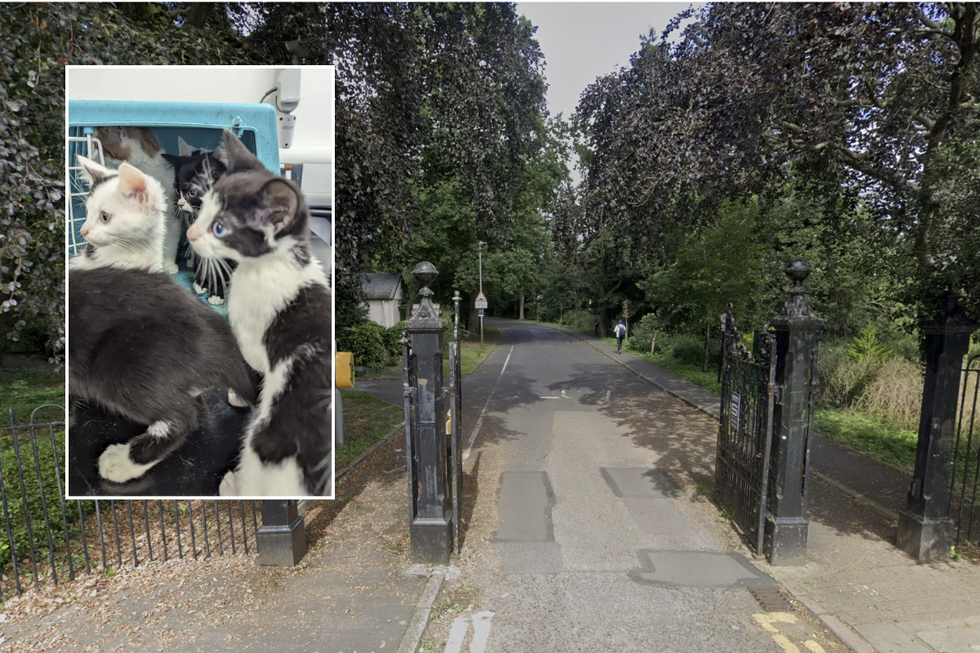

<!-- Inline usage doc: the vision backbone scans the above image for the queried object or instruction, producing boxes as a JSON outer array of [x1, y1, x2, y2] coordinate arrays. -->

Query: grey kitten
[[69, 267, 256, 484]]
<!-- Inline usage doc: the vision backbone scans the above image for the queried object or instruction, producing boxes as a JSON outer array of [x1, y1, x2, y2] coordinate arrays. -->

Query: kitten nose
[[80, 224, 89, 237], [186, 225, 199, 241]]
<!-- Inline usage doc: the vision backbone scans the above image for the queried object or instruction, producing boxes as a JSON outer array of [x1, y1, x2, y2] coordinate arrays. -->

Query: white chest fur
[[227, 252, 328, 374]]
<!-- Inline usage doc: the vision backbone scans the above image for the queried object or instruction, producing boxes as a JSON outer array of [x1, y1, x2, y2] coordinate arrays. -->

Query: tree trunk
[[519, 292, 525, 320], [702, 323, 710, 373]]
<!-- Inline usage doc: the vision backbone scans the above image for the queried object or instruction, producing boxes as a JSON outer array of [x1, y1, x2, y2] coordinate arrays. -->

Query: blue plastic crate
[[66, 100, 279, 309]]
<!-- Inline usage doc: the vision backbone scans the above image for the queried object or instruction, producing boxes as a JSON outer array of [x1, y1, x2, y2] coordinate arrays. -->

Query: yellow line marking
[[804, 641, 827, 653], [754, 613, 808, 653], [771, 634, 802, 653]]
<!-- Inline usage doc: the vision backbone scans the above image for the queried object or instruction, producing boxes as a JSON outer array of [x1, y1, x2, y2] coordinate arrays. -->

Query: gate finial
[[408, 261, 442, 322], [779, 259, 817, 320]]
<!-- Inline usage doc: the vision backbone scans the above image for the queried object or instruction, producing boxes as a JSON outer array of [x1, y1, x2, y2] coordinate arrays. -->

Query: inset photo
[[66, 66, 334, 498]]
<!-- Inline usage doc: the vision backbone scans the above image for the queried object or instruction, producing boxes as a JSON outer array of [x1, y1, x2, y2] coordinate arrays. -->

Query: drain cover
[[748, 586, 795, 612]]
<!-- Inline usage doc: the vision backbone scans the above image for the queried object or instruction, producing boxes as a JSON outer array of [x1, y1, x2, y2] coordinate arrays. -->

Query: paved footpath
[[543, 323, 980, 653], [416, 320, 850, 653]]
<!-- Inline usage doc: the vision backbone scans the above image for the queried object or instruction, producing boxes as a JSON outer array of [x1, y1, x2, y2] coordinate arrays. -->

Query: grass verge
[[0, 366, 65, 422], [336, 392, 404, 470], [455, 339, 495, 376]]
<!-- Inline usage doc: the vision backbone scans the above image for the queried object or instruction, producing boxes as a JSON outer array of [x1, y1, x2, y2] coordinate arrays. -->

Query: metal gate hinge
[[768, 383, 783, 403]]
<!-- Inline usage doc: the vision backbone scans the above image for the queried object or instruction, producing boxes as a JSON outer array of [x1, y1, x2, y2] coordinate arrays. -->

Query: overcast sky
[[516, 2, 695, 122]]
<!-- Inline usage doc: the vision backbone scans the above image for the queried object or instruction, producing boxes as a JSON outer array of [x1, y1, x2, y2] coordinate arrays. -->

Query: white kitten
[[94, 127, 181, 274], [69, 156, 166, 272]]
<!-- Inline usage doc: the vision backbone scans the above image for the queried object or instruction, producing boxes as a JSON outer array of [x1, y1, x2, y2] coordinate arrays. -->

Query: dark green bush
[[384, 322, 407, 357], [628, 313, 660, 354], [338, 322, 389, 367], [564, 309, 597, 332], [669, 334, 708, 367]]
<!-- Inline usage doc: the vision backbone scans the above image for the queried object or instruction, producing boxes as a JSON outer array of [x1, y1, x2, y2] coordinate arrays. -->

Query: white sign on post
[[475, 291, 488, 309]]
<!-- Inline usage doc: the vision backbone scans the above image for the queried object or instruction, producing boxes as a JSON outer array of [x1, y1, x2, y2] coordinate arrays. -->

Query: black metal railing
[[1, 406, 261, 600], [951, 355, 980, 547], [715, 321, 778, 554]]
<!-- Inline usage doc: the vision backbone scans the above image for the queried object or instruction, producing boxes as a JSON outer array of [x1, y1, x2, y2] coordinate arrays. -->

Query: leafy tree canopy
[[573, 2, 980, 318]]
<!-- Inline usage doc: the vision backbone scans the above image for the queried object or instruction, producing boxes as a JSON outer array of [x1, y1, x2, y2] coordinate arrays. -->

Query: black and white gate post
[[403, 261, 453, 563], [897, 293, 978, 561], [765, 260, 824, 566]]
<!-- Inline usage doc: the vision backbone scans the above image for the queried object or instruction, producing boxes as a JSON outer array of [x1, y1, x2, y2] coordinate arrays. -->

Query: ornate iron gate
[[715, 310, 778, 554], [951, 354, 980, 547]]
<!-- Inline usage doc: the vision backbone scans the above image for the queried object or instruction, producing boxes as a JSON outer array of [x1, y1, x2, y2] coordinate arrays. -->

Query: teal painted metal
[[67, 100, 279, 172]]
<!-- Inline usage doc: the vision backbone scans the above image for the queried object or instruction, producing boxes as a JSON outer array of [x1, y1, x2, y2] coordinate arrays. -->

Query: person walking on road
[[614, 320, 627, 353]]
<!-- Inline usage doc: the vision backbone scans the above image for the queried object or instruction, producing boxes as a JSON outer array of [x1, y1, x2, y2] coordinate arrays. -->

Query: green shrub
[[847, 325, 892, 362], [564, 309, 598, 332], [669, 334, 708, 367], [817, 345, 881, 409], [628, 313, 660, 354], [384, 322, 406, 357], [338, 322, 390, 367], [447, 316, 471, 341]]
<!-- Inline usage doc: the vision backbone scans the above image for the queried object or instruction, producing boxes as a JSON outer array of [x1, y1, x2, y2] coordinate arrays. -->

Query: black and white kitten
[[69, 267, 257, 484], [188, 129, 332, 497], [161, 144, 234, 305]]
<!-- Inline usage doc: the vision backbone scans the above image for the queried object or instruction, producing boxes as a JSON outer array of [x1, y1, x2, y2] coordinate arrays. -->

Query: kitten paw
[[227, 388, 249, 408], [164, 261, 179, 275], [219, 471, 239, 496], [192, 282, 207, 295], [99, 443, 152, 483], [207, 295, 226, 306]]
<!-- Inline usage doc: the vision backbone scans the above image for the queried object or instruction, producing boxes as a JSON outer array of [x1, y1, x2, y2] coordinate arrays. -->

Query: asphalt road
[[431, 318, 848, 653]]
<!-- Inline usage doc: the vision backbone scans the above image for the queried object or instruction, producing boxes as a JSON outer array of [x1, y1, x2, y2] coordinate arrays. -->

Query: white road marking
[[463, 344, 514, 460], [539, 396, 560, 399], [606, 390, 611, 402], [560, 389, 569, 398], [444, 615, 470, 653], [443, 611, 495, 653], [470, 611, 494, 653]]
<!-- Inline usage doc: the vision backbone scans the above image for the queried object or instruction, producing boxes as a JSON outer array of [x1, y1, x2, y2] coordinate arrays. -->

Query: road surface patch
[[629, 550, 776, 588], [601, 467, 682, 499]]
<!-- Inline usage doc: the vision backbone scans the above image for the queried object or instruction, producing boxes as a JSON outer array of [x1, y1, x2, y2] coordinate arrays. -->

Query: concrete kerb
[[397, 568, 446, 653], [540, 321, 882, 653]]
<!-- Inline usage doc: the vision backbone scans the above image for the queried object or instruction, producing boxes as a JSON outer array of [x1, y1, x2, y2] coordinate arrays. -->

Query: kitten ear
[[221, 129, 265, 173], [161, 153, 183, 170], [212, 143, 229, 166], [117, 164, 149, 204], [177, 136, 195, 157], [259, 179, 300, 232], [75, 155, 114, 189]]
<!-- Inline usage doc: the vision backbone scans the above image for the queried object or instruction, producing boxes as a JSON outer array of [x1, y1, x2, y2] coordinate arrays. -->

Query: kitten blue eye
[[212, 221, 227, 238], [101, 212, 111, 223]]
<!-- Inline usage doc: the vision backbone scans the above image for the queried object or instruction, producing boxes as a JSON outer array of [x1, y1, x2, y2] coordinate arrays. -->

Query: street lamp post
[[478, 241, 485, 345]]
